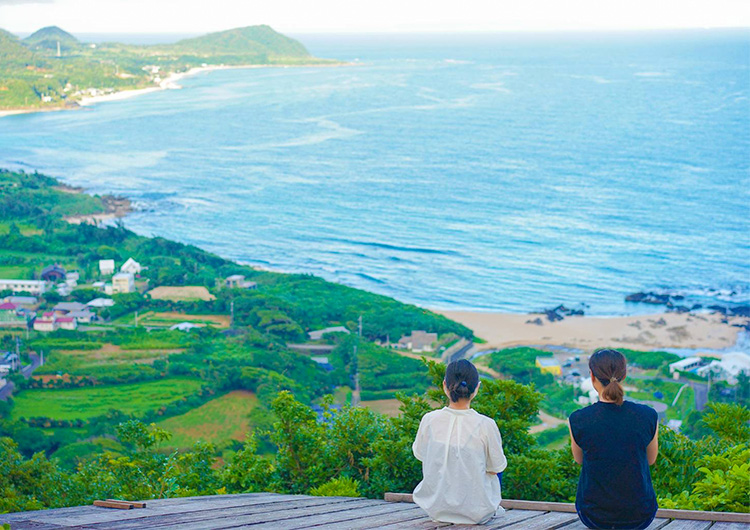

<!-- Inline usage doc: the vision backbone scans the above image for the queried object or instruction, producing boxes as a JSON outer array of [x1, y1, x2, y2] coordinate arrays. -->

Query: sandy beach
[[435, 310, 747, 353]]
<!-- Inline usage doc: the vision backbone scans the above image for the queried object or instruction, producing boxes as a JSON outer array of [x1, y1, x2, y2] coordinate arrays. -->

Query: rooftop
[[1, 493, 746, 530]]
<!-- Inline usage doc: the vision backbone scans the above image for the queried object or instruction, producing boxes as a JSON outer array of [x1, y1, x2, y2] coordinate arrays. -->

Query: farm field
[[147, 286, 216, 302], [34, 343, 182, 376], [360, 398, 402, 417], [138, 311, 230, 329], [10, 378, 204, 421], [157, 390, 259, 448]]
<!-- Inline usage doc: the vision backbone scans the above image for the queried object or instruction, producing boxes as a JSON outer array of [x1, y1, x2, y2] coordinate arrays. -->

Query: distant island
[[0, 25, 341, 113]]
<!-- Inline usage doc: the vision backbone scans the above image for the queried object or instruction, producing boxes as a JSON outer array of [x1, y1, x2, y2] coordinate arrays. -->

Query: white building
[[398, 331, 438, 352], [669, 357, 703, 375], [99, 259, 116, 276], [87, 298, 115, 308], [112, 273, 135, 294], [170, 322, 200, 332], [4, 296, 38, 308], [696, 353, 750, 385], [0, 279, 46, 295], [225, 275, 257, 289], [120, 258, 142, 275], [33, 316, 57, 332]]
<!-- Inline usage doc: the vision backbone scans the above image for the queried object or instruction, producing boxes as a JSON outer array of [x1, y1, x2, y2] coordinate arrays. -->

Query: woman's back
[[570, 400, 658, 527], [413, 407, 506, 524]]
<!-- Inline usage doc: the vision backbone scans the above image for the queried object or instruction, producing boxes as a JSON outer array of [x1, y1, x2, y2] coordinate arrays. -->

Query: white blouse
[[412, 407, 508, 524]]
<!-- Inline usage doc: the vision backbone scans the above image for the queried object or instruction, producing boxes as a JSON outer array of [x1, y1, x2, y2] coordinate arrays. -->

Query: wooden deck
[[1, 493, 747, 529]]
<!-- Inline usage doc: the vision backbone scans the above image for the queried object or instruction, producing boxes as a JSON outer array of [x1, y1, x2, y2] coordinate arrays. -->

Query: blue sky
[[0, 0, 748, 33]]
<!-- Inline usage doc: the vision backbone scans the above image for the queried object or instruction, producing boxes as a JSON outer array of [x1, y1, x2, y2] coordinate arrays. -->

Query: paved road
[[691, 381, 709, 411], [0, 353, 42, 402]]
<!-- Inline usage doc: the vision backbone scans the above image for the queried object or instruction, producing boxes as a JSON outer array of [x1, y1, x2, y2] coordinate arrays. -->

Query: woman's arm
[[646, 427, 659, 465], [569, 424, 583, 464]]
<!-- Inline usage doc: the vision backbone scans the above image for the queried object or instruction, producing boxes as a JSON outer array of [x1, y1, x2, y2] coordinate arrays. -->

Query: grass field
[[11, 378, 204, 421], [157, 390, 258, 448], [361, 398, 402, 417], [137, 311, 230, 329], [34, 343, 182, 376]]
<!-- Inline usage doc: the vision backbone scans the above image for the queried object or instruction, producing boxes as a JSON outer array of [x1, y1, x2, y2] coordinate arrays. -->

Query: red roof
[[43, 311, 55, 318], [56, 317, 76, 323], [0, 302, 17, 310], [34, 319, 54, 325]]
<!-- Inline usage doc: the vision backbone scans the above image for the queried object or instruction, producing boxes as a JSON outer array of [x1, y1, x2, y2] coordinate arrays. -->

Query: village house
[[669, 357, 703, 377], [112, 272, 135, 294], [0, 279, 47, 295], [225, 275, 257, 289], [308, 326, 350, 341], [0, 352, 20, 376], [99, 259, 116, 276], [0, 302, 25, 328], [120, 258, 142, 275], [56, 316, 78, 331], [696, 352, 750, 385], [53, 302, 87, 314], [41, 264, 66, 282], [397, 330, 438, 352], [3, 296, 38, 309], [536, 357, 562, 376], [33, 313, 57, 332]]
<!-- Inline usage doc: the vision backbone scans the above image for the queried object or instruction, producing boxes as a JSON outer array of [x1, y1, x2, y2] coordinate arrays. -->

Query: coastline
[[436, 309, 748, 353], [0, 61, 354, 118]]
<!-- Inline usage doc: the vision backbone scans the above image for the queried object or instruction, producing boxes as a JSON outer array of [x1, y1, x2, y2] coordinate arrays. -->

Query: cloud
[[0, 0, 54, 4]]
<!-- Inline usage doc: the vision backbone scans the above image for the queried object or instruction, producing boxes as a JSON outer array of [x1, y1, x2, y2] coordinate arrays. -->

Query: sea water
[[1, 30, 748, 314]]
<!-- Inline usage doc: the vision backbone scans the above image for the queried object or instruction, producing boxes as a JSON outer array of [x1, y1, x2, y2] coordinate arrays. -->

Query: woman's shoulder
[[623, 400, 659, 420]]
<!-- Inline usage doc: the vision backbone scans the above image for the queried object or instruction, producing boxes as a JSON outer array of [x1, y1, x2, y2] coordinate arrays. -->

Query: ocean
[[1, 30, 748, 314]]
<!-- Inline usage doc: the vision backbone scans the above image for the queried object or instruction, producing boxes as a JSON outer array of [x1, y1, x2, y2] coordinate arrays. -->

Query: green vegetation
[[0, 25, 337, 111], [157, 391, 259, 448], [10, 378, 205, 421]]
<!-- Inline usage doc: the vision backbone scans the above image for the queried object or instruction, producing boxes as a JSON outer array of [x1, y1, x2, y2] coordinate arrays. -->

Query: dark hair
[[589, 348, 627, 405], [444, 359, 480, 403]]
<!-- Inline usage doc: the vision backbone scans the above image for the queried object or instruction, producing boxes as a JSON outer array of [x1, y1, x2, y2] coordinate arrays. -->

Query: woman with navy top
[[569, 348, 659, 530]]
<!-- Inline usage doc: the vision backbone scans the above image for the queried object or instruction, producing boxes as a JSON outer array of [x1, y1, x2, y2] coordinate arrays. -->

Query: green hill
[[173, 25, 310, 58], [23, 26, 79, 52], [0, 29, 34, 68]]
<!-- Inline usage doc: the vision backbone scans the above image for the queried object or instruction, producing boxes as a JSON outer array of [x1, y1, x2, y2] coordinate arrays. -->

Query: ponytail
[[589, 348, 627, 406], [445, 359, 479, 403]]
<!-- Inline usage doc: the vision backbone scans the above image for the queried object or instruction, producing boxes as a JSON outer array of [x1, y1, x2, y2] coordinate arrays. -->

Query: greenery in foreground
[[1, 360, 748, 514], [0, 25, 338, 110]]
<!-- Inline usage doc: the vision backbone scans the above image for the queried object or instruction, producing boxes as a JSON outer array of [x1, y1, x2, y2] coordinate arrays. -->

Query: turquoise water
[[1, 30, 748, 313]]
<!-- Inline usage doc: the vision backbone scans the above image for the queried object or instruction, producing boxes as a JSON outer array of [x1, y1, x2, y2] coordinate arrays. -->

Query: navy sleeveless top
[[569, 400, 658, 528]]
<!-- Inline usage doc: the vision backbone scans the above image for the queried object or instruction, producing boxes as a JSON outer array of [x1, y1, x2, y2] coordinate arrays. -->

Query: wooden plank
[[500, 511, 580, 530], [659, 521, 713, 530], [155, 498, 383, 530], [384, 492, 414, 503], [656, 509, 750, 523], [501, 500, 577, 513], [318, 505, 426, 529], [236, 501, 422, 530], [86, 497, 367, 529], [11, 494, 301, 528], [94, 500, 134, 510], [487, 510, 551, 529], [564, 519, 671, 530], [376, 518, 453, 529], [106, 499, 148, 508], [0, 521, 66, 530], [710, 523, 750, 530]]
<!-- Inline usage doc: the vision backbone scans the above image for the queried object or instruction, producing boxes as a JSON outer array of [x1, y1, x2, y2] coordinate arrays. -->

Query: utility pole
[[230, 301, 234, 328], [56, 40, 61, 58], [135, 310, 138, 327], [352, 315, 362, 407]]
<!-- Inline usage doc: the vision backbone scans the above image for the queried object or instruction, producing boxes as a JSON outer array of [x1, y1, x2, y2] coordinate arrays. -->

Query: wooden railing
[[384, 493, 750, 524]]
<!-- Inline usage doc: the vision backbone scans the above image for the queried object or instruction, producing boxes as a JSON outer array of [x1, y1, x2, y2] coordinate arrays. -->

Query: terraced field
[[157, 390, 259, 448]]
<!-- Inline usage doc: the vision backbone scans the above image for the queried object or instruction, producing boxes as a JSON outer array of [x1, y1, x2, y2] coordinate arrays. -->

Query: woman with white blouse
[[412, 359, 508, 524]]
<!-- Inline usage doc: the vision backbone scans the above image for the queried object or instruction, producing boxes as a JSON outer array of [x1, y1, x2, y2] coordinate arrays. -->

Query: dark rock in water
[[625, 292, 672, 305], [691, 304, 703, 311], [729, 305, 750, 318], [540, 304, 584, 322], [546, 310, 564, 322], [672, 305, 690, 313], [708, 305, 727, 315], [526, 317, 543, 326]]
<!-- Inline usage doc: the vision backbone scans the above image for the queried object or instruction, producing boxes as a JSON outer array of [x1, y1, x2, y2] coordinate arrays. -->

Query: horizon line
[[8, 25, 750, 36]]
